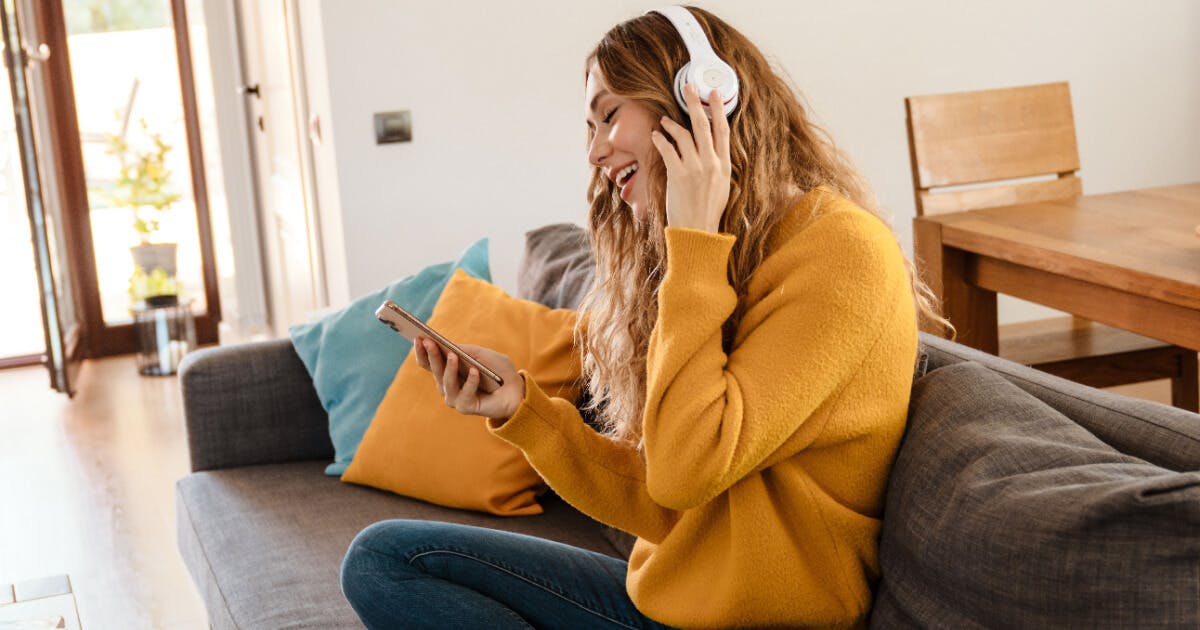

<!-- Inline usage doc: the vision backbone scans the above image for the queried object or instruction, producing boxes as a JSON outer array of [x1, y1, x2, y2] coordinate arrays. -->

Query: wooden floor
[[0, 353, 1180, 630], [0, 356, 207, 630]]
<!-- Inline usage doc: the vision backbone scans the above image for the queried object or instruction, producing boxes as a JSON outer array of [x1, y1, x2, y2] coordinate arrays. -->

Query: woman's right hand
[[651, 84, 732, 233], [413, 338, 524, 424]]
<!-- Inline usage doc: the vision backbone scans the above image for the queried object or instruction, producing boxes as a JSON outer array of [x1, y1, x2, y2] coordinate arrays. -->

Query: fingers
[[683, 83, 713, 152], [709, 89, 731, 166], [414, 337, 430, 371], [423, 339, 443, 377], [442, 354, 482, 413], [458, 367, 480, 405], [650, 129, 682, 173], [422, 339, 447, 395], [658, 116, 697, 164], [658, 84, 726, 172], [441, 352, 460, 401], [419, 339, 486, 415]]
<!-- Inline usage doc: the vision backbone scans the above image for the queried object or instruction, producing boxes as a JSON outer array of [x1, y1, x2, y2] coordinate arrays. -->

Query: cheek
[[637, 125, 660, 162], [637, 157, 668, 207]]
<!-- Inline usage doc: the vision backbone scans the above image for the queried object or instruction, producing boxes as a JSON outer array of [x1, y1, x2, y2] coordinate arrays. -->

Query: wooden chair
[[905, 81, 1198, 411]]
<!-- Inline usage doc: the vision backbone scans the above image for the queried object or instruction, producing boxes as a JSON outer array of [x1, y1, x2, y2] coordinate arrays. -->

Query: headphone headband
[[651, 6, 720, 64], [647, 6, 740, 117]]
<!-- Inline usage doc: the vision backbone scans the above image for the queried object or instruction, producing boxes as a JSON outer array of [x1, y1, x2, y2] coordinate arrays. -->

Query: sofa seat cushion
[[871, 362, 1200, 629], [177, 460, 623, 629]]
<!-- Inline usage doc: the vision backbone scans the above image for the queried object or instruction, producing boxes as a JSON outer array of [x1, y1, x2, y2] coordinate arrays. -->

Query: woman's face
[[585, 68, 660, 222]]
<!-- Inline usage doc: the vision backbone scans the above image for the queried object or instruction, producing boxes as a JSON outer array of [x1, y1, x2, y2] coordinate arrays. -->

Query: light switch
[[374, 110, 412, 144]]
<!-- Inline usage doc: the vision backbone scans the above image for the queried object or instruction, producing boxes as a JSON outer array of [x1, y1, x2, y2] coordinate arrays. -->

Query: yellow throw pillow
[[342, 269, 582, 515]]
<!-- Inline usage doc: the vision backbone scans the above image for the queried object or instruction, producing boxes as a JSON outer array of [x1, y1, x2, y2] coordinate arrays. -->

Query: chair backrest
[[905, 82, 1082, 216]]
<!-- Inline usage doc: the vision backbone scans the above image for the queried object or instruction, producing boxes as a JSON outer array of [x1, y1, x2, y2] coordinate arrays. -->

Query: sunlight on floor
[[0, 358, 208, 629]]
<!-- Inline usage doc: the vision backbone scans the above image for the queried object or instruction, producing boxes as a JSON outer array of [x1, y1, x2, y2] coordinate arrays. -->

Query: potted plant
[[128, 266, 182, 306], [105, 118, 182, 277]]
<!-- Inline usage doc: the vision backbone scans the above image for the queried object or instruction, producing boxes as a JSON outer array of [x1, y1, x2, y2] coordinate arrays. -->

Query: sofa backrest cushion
[[871, 361, 1200, 628], [518, 223, 594, 310], [918, 333, 1200, 472]]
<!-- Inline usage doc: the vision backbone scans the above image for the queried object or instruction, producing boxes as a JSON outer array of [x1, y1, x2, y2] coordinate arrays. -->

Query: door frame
[[34, 0, 220, 357], [235, 0, 329, 338]]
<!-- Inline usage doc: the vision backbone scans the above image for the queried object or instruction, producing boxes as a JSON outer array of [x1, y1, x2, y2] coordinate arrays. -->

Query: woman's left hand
[[651, 83, 732, 233]]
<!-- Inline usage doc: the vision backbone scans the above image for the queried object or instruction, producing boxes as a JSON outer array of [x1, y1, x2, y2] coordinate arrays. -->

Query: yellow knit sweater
[[489, 187, 918, 628]]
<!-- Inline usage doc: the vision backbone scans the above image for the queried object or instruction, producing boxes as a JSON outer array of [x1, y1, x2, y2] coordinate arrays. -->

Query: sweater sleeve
[[487, 374, 680, 543], [643, 213, 907, 510]]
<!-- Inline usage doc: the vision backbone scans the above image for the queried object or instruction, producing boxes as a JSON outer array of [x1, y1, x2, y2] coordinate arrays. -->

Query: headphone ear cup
[[674, 61, 739, 119], [673, 62, 693, 115]]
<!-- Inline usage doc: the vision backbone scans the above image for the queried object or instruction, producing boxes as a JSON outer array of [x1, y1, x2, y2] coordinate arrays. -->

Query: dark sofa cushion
[[517, 223, 593, 310], [177, 461, 626, 629], [917, 333, 1200, 472], [872, 361, 1200, 629]]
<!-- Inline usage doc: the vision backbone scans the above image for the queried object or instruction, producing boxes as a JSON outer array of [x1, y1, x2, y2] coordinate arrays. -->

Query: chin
[[628, 196, 651, 222]]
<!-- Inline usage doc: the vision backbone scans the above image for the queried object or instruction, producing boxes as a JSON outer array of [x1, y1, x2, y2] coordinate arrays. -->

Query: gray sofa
[[177, 227, 1200, 629]]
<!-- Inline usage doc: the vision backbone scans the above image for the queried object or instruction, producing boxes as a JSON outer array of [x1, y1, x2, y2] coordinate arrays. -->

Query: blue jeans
[[340, 519, 675, 629]]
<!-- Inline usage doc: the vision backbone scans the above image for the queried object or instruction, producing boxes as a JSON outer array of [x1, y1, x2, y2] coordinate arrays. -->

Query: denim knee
[[342, 520, 419, 601]]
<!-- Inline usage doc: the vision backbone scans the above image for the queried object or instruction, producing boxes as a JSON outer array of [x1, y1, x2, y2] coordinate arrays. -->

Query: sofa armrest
[[178, 338, 332, 472]]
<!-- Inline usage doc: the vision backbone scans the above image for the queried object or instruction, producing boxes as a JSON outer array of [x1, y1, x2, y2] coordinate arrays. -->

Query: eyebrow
[[588, 89, 610, 116]]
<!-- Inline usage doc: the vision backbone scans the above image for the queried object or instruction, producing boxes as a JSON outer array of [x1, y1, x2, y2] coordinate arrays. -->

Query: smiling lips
[[611, 162, 639, 202]]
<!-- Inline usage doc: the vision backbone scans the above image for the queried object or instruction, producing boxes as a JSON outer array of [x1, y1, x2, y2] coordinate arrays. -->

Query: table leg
[[913, 218, 999, 354]]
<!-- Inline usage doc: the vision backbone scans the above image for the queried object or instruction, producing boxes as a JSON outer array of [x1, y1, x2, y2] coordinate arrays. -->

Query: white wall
[[305, 0, 1200, 322]]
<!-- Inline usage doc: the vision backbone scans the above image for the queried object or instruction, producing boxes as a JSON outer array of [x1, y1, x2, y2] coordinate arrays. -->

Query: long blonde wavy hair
[[577, 7, 948, 445]]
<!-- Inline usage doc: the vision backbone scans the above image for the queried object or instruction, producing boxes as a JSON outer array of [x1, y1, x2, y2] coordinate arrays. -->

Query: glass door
[[0, 0, 80, 393], [65, 0, 206, 326], [39, 0, 220, 357], [0, 47, 45, 367]]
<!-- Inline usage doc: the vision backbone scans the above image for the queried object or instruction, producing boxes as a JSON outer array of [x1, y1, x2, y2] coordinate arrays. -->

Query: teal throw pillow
[[289, 238, 490, 475]]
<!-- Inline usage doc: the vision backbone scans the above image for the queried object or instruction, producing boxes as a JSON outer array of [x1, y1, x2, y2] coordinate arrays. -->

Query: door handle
[[23, 42, 49, 62], [240, 83, 261, 98]]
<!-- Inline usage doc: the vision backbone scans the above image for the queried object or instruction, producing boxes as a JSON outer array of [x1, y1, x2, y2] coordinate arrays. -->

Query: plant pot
[[145, 294, 179, 307], [131, 242, 177, 276]]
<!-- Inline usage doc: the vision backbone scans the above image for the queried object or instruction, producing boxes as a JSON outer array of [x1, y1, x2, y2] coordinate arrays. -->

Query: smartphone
[[374, 300, 504, 393]]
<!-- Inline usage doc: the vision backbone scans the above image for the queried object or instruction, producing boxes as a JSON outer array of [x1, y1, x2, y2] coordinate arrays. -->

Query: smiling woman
[[341, 6, 939, 629]]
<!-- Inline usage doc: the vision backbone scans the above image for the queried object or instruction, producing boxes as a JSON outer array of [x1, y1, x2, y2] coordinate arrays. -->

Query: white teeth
[[615, 163, 639, 187]]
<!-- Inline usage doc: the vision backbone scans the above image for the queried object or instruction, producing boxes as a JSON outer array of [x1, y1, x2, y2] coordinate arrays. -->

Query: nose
[[587, 130, 611, 167]]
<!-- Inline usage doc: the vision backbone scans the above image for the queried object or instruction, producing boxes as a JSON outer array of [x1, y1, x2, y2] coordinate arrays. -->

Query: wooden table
[[913, 182, 1200, 353]]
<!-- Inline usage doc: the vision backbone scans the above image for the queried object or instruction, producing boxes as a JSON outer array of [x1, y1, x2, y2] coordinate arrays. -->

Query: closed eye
[[602, 105, 618, 124]]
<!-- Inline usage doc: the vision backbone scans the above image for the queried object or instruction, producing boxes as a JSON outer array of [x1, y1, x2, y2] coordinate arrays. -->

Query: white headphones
[[648, 6, 740, 118]]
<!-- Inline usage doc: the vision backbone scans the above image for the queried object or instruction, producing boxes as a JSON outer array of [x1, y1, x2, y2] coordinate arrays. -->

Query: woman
[[341, 6, 944, 628]]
